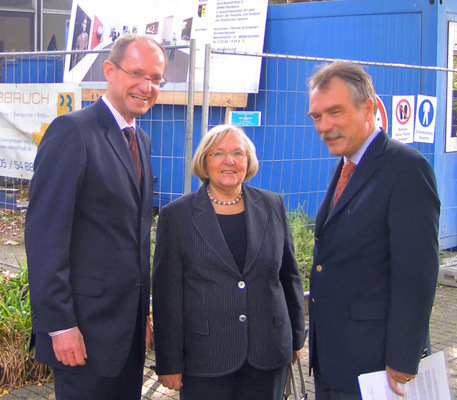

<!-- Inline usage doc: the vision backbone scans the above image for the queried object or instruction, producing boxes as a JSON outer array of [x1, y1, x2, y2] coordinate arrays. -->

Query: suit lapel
[[192, 184, 240, 275], [319, 130, 388, 229], [243, 186, 268, 275], [95, 99, 142, 197], [315, 159, 342, 236]]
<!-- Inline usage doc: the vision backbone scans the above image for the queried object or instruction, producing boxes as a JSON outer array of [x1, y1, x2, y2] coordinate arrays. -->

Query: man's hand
[[51, 327, 87, 366], [158, 374, 183, 391], [292, 348, 303, 364], [386, 365, 416, 396]]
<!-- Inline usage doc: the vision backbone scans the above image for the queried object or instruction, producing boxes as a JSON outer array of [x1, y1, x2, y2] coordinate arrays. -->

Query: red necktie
[[123, 127, 142, 186], [333, 160, 356, 207]]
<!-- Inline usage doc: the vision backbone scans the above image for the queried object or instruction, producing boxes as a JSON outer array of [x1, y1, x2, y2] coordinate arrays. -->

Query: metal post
[[201, 44, 211, 139], [184, 39, 196, 194]]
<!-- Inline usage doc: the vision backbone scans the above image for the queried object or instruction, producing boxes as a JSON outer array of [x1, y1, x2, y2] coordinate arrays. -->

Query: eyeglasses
[[111, 61, 166, 88], [207, 151, 248, 161]]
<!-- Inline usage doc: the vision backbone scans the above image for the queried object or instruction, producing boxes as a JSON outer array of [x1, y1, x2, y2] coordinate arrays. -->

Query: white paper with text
[[358, 351, 451, 400]]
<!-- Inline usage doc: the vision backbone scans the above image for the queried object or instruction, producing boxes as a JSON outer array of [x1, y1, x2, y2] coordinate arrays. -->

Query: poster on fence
[[0, 83, 82, 180], [64, 0, 268, 93], [446, 21, 457, 152]]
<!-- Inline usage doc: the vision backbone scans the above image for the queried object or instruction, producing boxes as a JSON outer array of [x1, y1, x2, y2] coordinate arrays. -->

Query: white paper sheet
[[358, 351, 452, 400]]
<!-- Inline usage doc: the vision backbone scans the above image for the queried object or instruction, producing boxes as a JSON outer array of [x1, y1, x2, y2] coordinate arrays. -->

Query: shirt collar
[[345, 127, 381, 165], [101, 95, 136, 131]]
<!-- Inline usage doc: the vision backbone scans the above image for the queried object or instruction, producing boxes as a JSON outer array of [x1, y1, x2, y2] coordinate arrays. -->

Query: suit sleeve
[[277, 195, 307, 351], [152, 206, 184, 375], [385, 153, 440, 373], [25, 116, 87, 333]]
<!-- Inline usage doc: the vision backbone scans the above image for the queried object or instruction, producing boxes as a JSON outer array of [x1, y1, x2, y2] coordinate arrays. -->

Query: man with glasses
[[26, 34, 167, 400]]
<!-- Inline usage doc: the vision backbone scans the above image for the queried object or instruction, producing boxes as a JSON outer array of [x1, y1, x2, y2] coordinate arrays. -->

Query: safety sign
[[375, 95, 388, 132], [392, 96, 415, 143], [414, 95, 437, 143]]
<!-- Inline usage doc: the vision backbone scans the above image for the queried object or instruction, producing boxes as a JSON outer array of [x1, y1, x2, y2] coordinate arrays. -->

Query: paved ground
[[1, 284, 456, 400]]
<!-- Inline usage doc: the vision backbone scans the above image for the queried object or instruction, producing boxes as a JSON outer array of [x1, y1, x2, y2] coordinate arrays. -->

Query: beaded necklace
[[207, 185, 243, 206]]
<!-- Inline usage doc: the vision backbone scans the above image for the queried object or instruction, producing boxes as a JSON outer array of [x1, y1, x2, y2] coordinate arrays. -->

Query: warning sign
[[375, 95, 388, 132], [392, 96, 415, 143]]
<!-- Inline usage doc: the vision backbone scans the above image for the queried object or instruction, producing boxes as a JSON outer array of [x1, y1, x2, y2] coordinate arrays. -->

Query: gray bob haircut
[[308, 60, 378, 119], [192, 124, 259, 182]]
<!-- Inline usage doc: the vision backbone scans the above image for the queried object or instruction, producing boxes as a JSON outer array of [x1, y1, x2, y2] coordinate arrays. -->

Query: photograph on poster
[[181, 17, 193, 41], [70, 6, 91, 70], [146, 22, 159, 35], [90, 15, 104, 49]]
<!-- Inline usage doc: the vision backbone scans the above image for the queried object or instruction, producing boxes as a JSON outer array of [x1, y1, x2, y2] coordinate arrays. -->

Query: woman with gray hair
[[152, 124, 306, 400]]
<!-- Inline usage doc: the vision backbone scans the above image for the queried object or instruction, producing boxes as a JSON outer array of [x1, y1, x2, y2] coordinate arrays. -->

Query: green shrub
[[0, 260, 52, 393], [288, 205, 315, 291]]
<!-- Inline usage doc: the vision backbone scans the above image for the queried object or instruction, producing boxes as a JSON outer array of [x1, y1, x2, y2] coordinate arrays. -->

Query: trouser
[[180, 360, 288, 400]]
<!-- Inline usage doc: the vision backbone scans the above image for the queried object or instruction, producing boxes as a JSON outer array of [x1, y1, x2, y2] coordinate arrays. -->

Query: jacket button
[[239, 315, 247, 322], [238, 281, 246, 289], [316, 265, 323, 272]]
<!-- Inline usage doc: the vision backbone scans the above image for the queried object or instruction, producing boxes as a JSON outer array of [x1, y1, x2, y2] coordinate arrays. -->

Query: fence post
[[201, 44, 211, 139], [184, 39, 196, 195]]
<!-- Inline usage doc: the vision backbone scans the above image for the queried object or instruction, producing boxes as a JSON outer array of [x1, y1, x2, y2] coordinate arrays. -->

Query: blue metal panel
[[1, 57, 63, 83]]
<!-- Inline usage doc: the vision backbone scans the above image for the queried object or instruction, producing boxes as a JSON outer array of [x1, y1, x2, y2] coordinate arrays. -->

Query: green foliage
[[288, 205, 315, 291], [0, 260, 52, 392], [0, 261, 31, 343], [439, 249, 457, 265]]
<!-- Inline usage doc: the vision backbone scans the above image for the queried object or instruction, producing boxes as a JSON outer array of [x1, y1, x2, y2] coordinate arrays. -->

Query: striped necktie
[[123, 127, 142, 186]]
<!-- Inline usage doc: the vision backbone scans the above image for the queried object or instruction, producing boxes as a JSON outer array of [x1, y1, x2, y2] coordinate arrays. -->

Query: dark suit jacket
[[25, 98, 154, 377], [152, 183, 306, 377], [309, 129, 440, 393]]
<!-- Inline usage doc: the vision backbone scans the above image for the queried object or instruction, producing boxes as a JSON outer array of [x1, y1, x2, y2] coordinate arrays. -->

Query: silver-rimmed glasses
[[207, 151, 249, 161], [111, 60, 166, 88]]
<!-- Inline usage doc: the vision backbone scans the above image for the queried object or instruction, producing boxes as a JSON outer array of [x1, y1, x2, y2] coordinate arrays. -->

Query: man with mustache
[[307, 61, 440, 399], [26, 34, 166, 400]]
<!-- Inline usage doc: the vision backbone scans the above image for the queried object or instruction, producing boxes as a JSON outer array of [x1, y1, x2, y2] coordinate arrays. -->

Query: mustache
[[320, 131, 345, 141]]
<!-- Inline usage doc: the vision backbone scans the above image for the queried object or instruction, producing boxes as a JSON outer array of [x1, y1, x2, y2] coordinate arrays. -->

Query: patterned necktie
[[123, 127, 142, 186], [333, 160, 356, 207]]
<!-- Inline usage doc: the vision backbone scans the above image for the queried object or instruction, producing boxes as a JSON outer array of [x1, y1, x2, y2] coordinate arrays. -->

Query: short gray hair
[[192, 124, 259, 182], [308, 60, 377, 118]]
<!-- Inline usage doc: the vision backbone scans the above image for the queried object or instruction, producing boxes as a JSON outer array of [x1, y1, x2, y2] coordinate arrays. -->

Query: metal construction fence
[[0, 45, 456, 269], [204, 48, 457, 251]]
